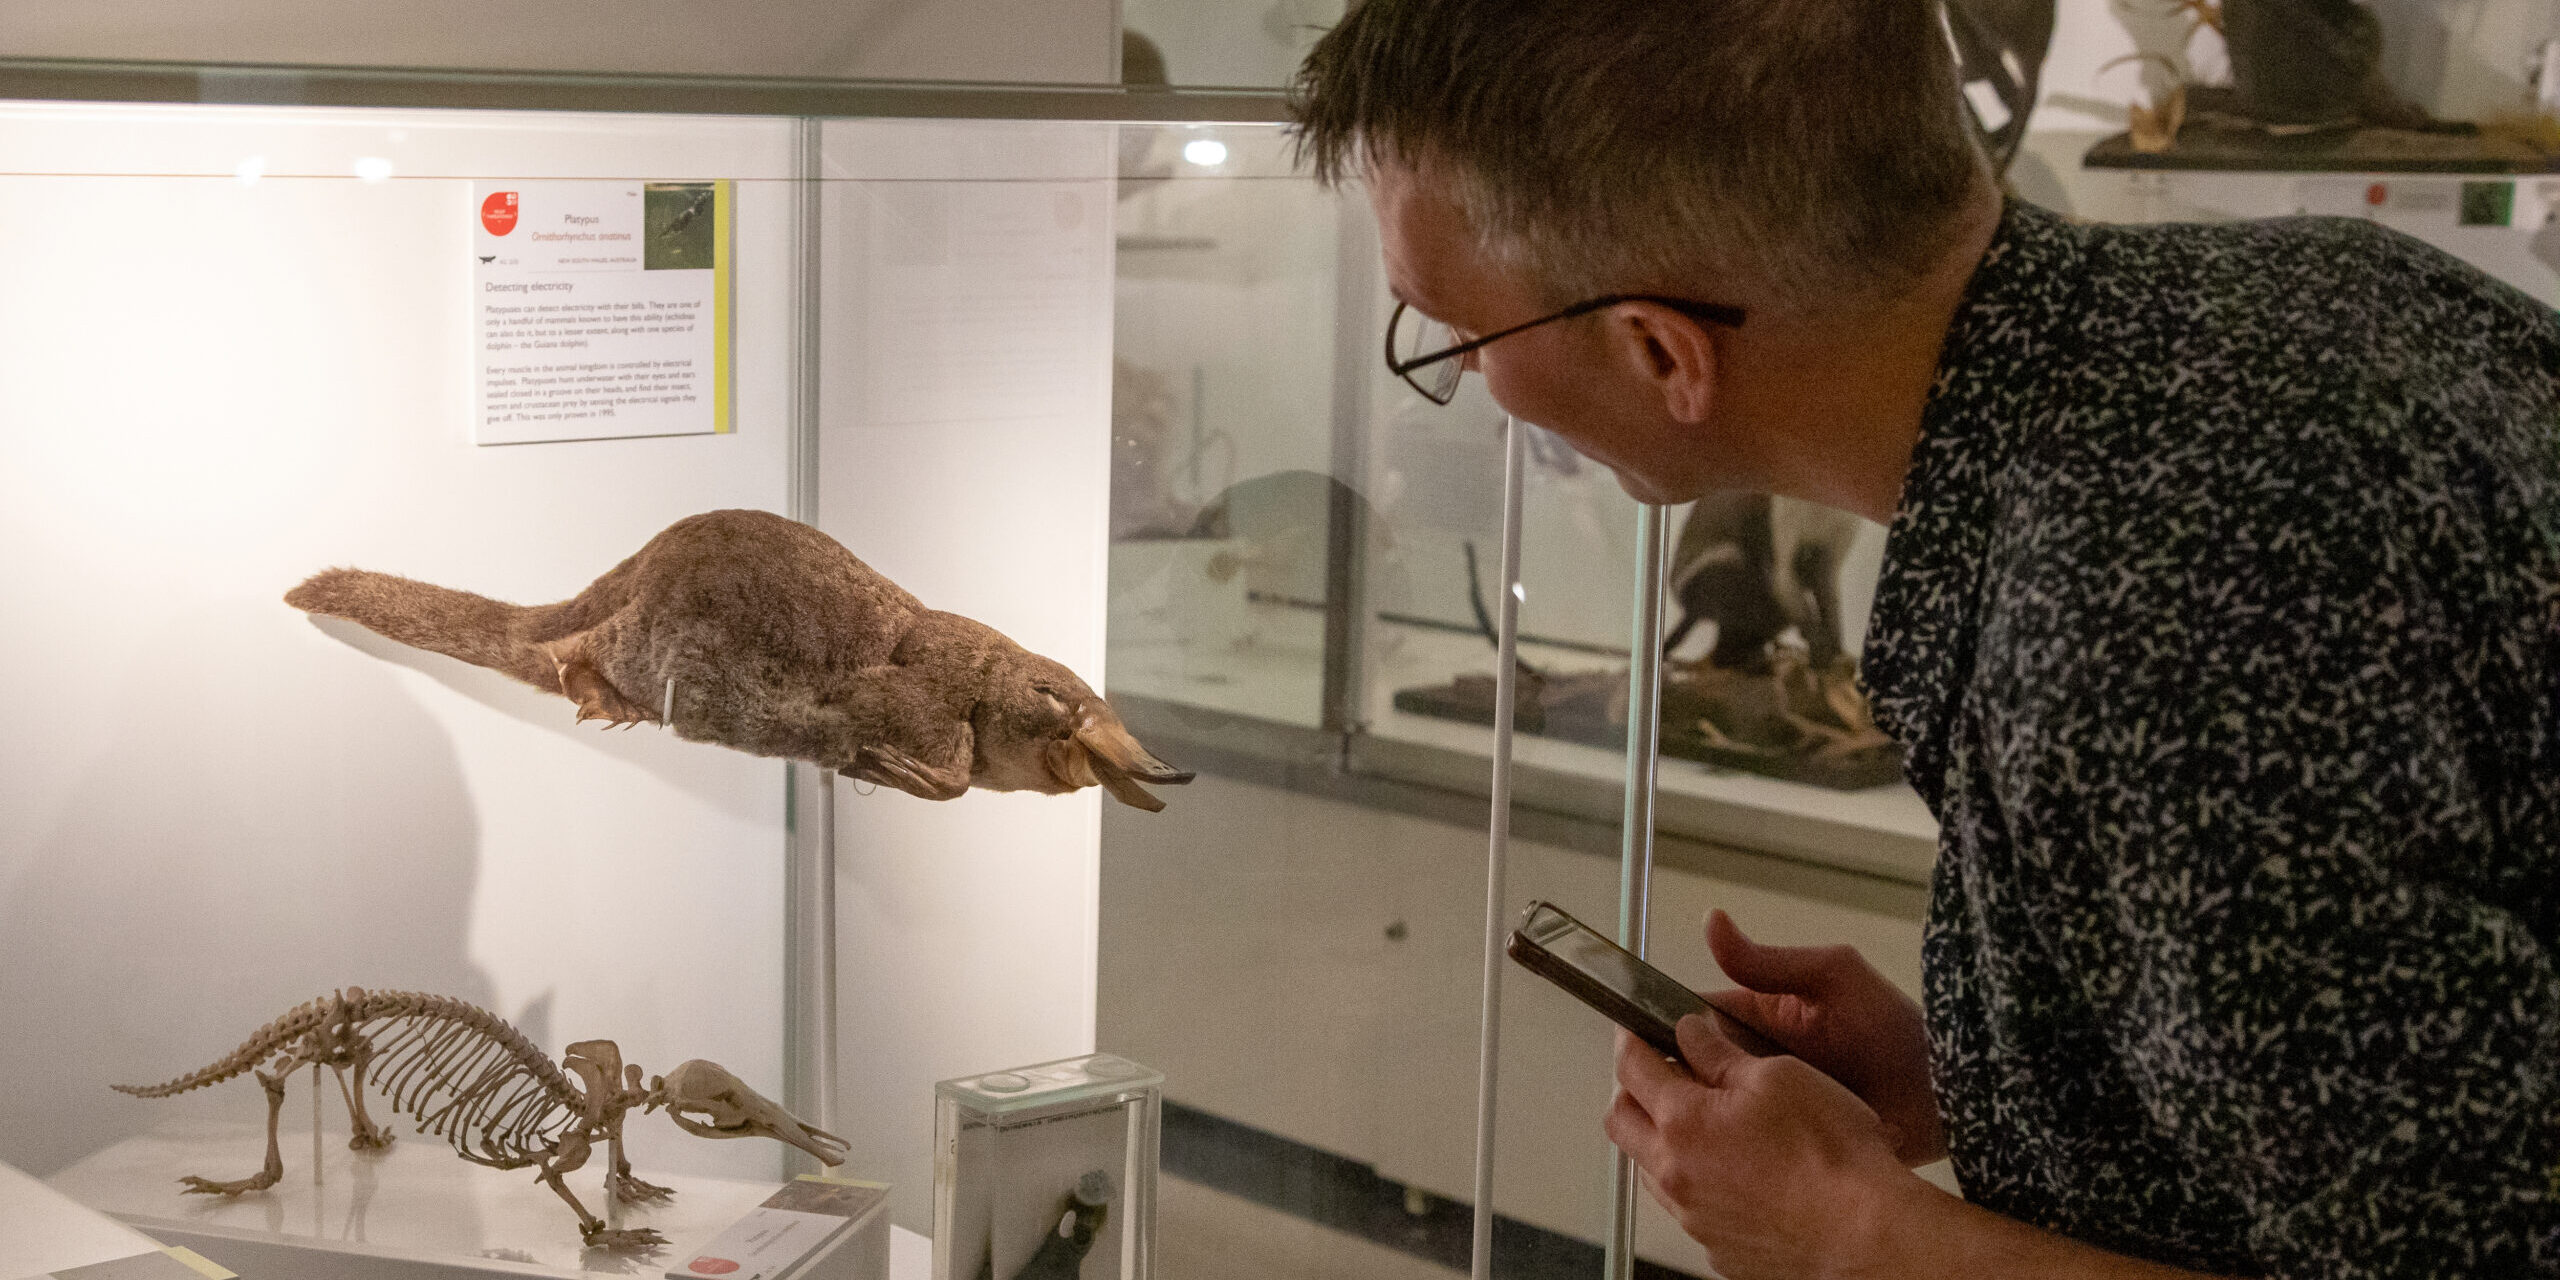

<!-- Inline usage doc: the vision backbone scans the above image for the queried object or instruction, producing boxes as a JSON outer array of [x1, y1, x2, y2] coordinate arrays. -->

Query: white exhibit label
[[472, 180, 733, 445], [666, 1177, 885, 1280]]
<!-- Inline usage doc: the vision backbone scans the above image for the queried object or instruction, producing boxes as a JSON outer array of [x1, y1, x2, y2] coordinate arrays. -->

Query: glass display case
[[0, 51, 1935, 1280], [1097, 118, 1937, 1280], [9, 20, 2552, 1280], [0, 59, 1289, 1277], [1101, 121, 1938, 887]]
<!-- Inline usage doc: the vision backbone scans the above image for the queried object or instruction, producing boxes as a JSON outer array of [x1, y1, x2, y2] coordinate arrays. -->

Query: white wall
[[1121, 0, 1346, 88], [0, 0, 1117, 84], [0, 102, 799, 1189], [817, 118, 1121, 1233]]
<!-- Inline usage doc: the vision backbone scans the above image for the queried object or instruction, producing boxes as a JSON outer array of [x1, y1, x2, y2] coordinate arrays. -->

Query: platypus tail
[[286, 567, 600, 690]]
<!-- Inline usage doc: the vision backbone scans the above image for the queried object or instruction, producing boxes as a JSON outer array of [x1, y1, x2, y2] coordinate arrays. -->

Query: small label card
[[667, 1177, 887, 1280], [473, 180, 734, 446]]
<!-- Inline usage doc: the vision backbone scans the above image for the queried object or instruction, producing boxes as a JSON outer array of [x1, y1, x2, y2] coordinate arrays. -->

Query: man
[[1291, 2, 2560, 1278]]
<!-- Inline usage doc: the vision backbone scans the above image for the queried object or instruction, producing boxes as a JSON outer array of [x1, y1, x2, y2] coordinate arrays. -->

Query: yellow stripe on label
[[163, 1247, 238, 1280], [712, 179, 735, 434]]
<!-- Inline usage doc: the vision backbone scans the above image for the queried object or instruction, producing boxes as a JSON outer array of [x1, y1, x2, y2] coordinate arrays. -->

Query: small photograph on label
[[648, 182, 719, 270], [2459, 181, 2516, 228], [764, 1178, 887, 1217]]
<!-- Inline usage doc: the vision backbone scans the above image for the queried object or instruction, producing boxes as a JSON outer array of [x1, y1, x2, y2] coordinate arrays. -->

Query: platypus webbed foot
[[844, 745, 971, 801], [546, 640, 655, 728]]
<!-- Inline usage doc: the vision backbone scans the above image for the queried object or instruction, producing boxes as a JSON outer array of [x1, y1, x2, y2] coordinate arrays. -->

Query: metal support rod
[[1467, 416, 1530, 1280], [780, 116, 839, 1170], [1318, 195, 1379, 740], [1604, 502, 1673, 1280], [787, 118, 823, 526]]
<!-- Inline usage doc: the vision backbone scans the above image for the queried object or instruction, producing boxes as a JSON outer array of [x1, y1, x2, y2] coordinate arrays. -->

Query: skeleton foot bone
[[609, 1172, 675, 1205], [179, 1171, 282, 1196], [582, 1225, 669, 1254]]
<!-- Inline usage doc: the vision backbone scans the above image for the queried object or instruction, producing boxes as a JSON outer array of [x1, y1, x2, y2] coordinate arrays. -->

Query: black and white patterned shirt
[[1863, 198, 2560, 1278]]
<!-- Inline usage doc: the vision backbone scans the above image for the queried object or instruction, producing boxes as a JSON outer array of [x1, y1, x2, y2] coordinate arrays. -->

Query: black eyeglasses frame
[[1384, 294, 1747, 405]]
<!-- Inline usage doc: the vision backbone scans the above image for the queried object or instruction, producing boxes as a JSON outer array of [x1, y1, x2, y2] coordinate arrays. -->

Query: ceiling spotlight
[[1181, 139, 1228, 168], [353, 156, 395, 182]]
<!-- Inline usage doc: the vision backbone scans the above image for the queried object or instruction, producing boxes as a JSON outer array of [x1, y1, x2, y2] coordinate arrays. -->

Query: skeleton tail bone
[[285, 557, 638, 693], [111, 998, 337, 1098]]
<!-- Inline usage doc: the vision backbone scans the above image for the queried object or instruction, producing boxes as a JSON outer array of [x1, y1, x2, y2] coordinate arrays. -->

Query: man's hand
[[1607, 1017, 1914, 1280], [1700, 911, 1945, 1166]]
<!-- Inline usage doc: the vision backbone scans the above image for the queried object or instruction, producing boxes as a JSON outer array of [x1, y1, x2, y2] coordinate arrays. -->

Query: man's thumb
[[1673, 1012, 1748, 1086], [1705, 909, 1834, 997]]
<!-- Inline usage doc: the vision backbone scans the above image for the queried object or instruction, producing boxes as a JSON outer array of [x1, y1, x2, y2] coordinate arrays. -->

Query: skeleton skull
[[647, 1059, 849, 1167]]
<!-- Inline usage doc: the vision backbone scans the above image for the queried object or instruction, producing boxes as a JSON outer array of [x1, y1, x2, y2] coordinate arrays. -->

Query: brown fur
[[285, 509, 1189, 809]]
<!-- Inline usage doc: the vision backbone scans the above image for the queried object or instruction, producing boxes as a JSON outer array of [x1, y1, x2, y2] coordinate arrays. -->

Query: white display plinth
[[49, 1121, 886, 1280], [2, 1155, 184, 1279]]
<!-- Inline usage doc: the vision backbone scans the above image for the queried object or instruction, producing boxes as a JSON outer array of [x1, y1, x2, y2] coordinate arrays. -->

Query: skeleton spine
[[111, 990, 585, 1127]]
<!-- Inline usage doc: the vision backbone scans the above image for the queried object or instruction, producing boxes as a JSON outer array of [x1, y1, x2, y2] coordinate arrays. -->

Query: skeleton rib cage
[[113, 988, 586, 1169]]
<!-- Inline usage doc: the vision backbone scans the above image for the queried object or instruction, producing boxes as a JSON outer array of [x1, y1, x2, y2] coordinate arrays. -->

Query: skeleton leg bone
[[606, 1129, 673, 1205], [180, 1065, 293, 1195], [337, 1045, 396, 1151], [540, 1131, 665, 1252]]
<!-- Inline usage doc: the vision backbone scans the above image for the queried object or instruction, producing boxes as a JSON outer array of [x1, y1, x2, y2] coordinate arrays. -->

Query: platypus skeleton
[[286, 509, 1191, 810]]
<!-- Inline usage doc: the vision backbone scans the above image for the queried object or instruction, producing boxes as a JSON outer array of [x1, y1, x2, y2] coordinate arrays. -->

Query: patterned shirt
[[1863, 198, 2560, 1278]]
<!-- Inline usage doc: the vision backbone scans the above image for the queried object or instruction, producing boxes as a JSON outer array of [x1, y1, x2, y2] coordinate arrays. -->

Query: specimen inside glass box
[[1392, 494, 1902, 790]]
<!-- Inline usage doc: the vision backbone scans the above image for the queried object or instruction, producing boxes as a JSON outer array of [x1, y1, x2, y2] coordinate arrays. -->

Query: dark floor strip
[[1162, 1100, 1705, 1280]]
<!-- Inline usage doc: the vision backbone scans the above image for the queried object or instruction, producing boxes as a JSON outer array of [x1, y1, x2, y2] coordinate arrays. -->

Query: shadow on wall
[[0, 602, 501, 1180], [305, 613, 774, 826]]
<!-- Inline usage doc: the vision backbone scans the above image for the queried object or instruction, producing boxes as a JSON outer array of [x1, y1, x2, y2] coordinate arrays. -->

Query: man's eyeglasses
[[1385, 294, 1747, 405]]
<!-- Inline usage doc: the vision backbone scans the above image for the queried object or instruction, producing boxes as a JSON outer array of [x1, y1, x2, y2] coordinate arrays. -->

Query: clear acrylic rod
[[780, 116, 840, 1164], [1469, 415, 1530, 1280], [1604, 502, 1672, 1280]]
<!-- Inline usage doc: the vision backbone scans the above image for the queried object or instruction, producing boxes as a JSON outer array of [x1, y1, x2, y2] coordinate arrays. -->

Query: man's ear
[[1609, 302, 1718, 425]]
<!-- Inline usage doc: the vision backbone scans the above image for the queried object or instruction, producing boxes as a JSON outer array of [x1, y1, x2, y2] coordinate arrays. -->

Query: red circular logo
[[686, 1260, 740, 1276], [481, 191, 519, 236], [2365, 182, 2389, 208]]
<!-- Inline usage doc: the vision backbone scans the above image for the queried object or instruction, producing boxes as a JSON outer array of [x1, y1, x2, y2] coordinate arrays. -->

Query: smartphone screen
[[1520, 904, 1710, 1028], [1511, 900, 1781, 1059]]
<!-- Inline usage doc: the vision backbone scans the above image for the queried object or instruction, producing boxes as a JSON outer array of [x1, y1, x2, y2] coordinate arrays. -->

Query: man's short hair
[[1291, 0, 1990, 315]]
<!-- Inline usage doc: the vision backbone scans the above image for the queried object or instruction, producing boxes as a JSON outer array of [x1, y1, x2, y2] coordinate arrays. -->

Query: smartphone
[[1507, 900, 1782, 1061]]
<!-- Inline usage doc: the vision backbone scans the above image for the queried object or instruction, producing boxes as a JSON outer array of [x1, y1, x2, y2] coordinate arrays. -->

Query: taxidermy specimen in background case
[[112, 988, 847, 1251], [287, 509, 1192, 810]]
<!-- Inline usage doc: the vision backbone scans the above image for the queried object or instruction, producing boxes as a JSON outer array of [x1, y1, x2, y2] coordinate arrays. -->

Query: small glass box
[[933, 1053, 1162, 1280]]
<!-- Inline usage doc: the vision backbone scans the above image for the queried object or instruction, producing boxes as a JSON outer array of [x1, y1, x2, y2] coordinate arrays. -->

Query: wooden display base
[[2086, 120, 2560, 174], [1392, 663, 1905, 793]]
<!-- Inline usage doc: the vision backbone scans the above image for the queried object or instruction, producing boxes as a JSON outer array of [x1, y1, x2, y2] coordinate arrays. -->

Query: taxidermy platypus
[[285, 509, 1192, 811]]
